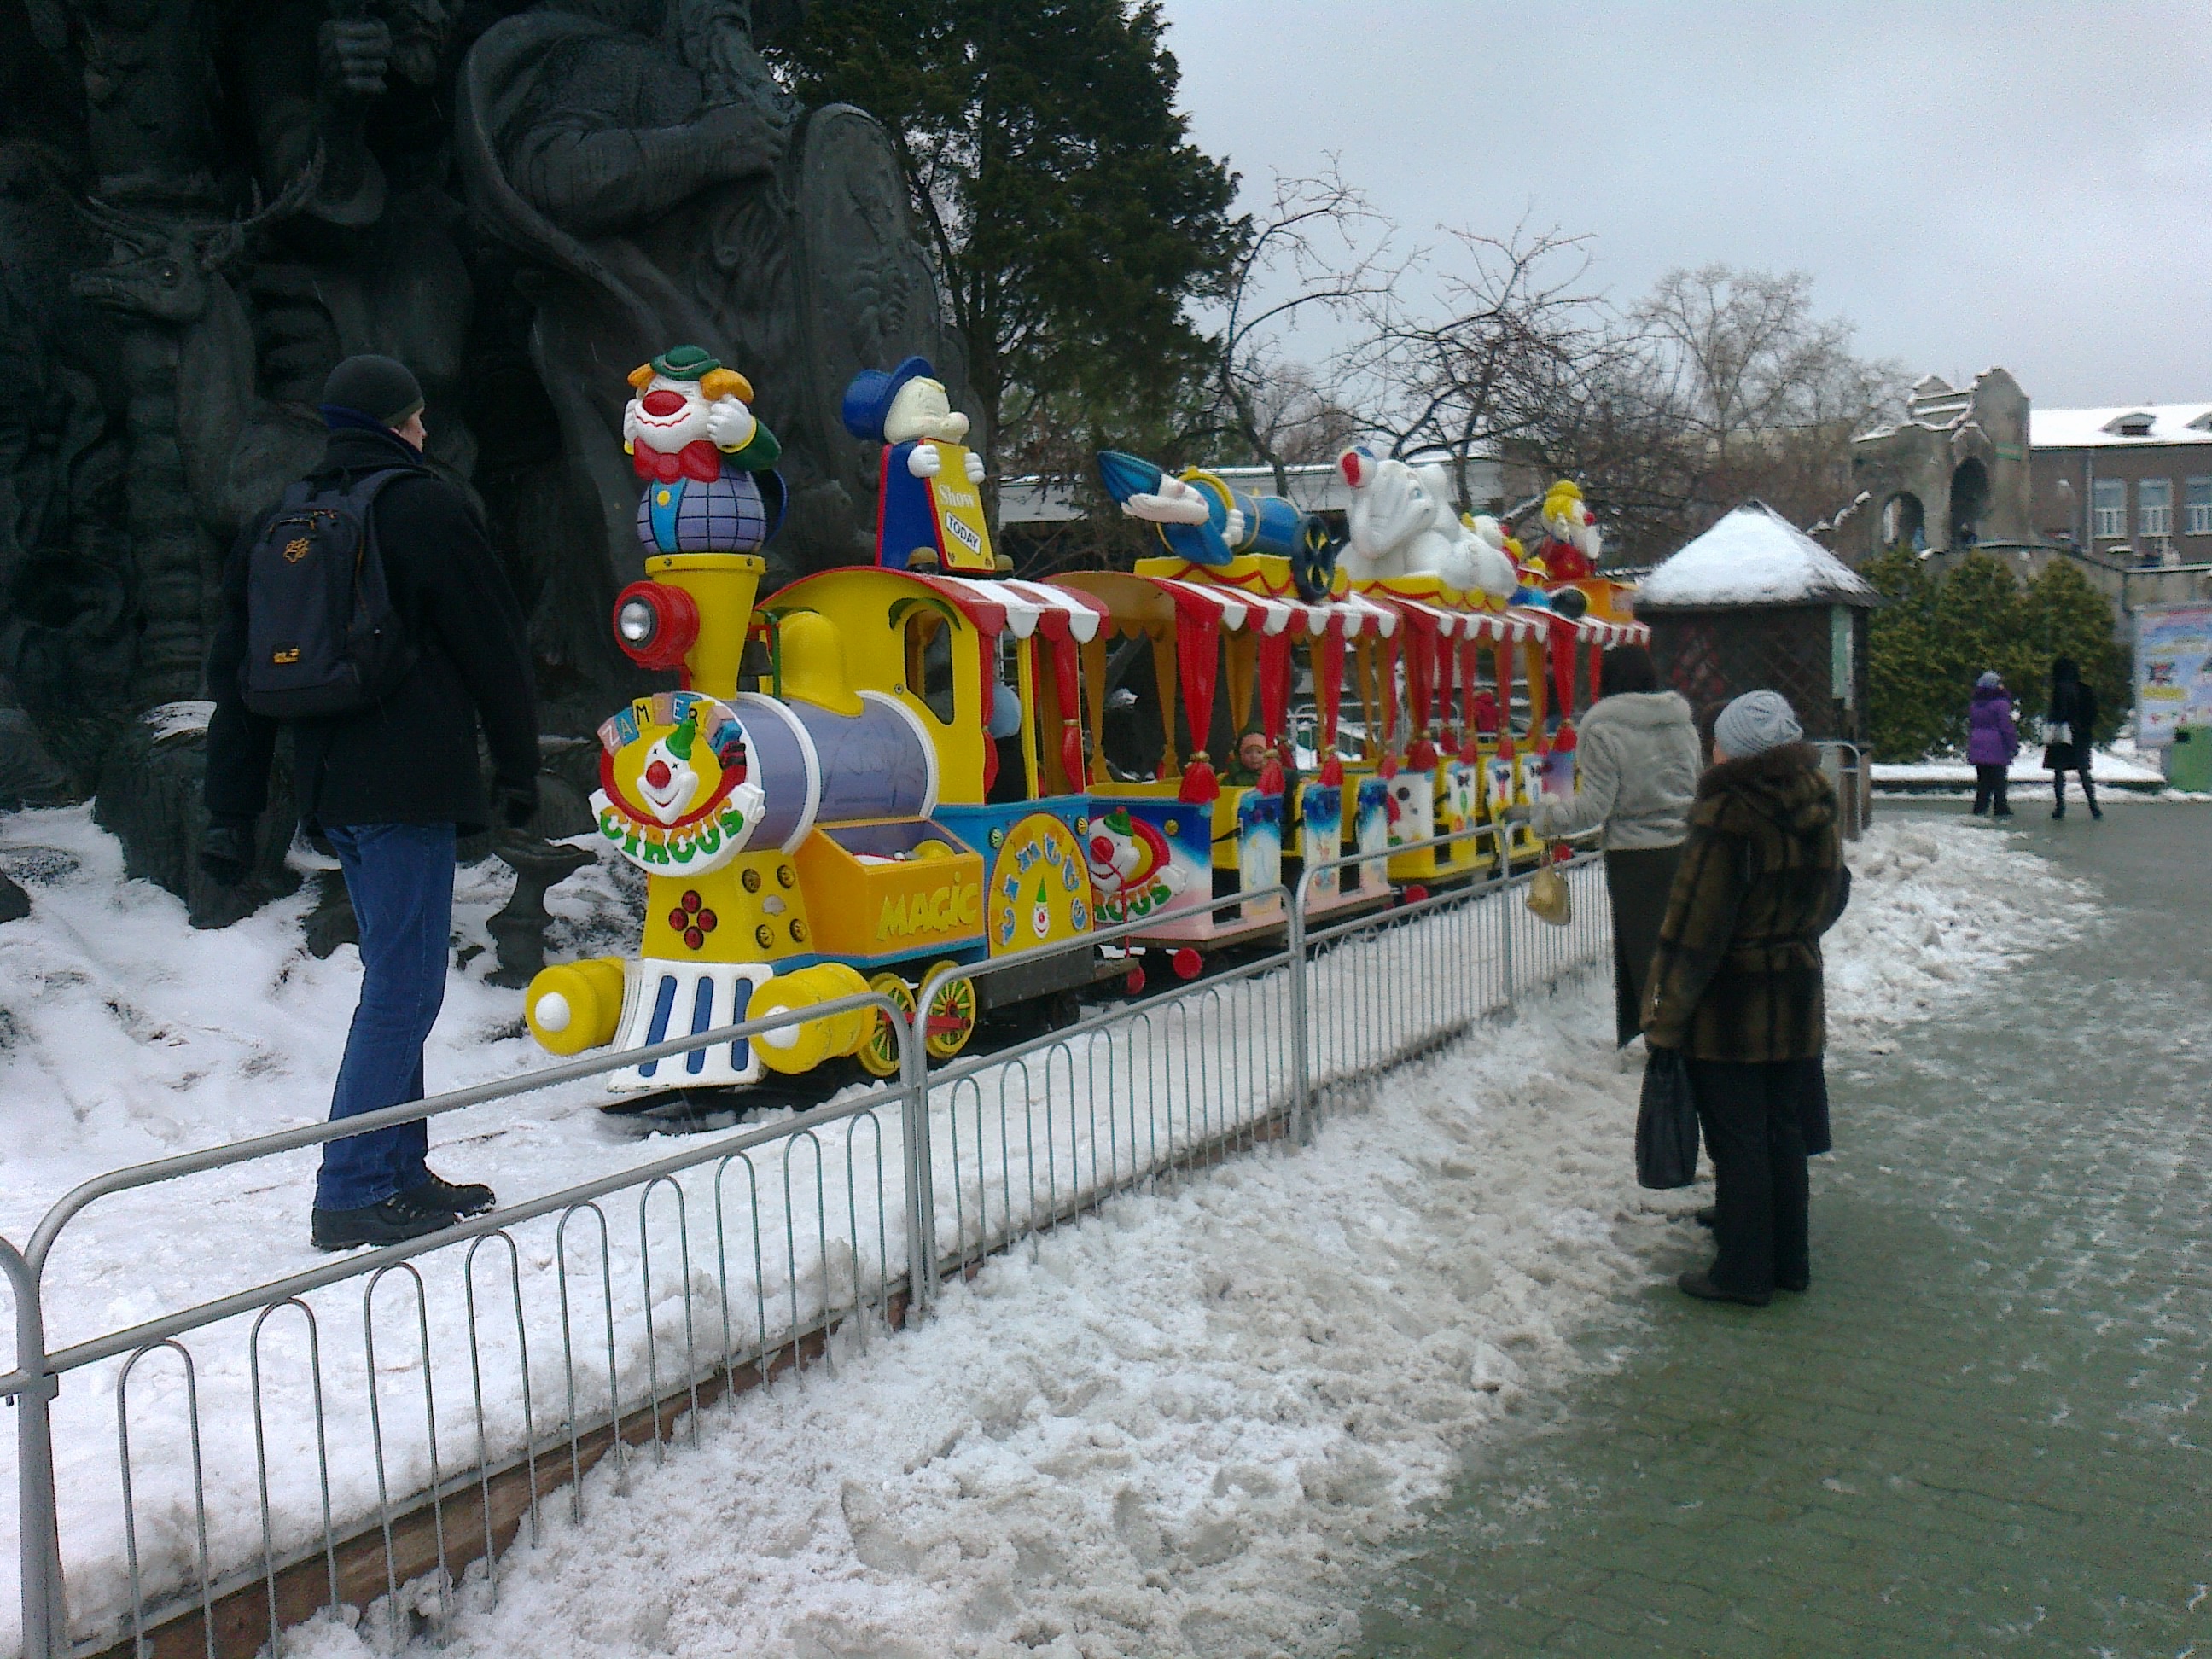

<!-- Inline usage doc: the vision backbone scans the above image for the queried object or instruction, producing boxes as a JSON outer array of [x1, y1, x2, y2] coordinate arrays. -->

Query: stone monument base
[[94, 705, 300, 928]]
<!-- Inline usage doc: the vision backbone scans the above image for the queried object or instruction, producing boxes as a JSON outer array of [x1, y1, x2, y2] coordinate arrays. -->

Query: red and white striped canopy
[[960, 577, 1110, 643], [1082, 575, 1400, 640], [1369, 592, 1547, 643], [1571, 614, 1650, 648]]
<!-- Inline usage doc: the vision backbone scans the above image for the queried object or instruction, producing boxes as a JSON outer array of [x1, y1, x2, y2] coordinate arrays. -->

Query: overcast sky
[[1160, 1, 2212, 410]]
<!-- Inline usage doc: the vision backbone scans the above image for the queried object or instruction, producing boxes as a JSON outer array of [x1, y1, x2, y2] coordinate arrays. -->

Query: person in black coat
[[203, 354, 541, 1250], [2044, 656, 2101, 821]]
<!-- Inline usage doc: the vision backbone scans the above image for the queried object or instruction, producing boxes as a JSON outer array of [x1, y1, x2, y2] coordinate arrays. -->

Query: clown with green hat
[[623, 343, 786, 556], [1083, 805, 1187, 920]]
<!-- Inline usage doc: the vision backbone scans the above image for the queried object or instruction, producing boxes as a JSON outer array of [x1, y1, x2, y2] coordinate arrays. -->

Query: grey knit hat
[[1976, 671, 2001, 689], [1714, 690, 1802, 759]]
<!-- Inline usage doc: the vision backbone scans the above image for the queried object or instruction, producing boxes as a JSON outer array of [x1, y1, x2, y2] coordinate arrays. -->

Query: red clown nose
[[641, 388, 685, 417]]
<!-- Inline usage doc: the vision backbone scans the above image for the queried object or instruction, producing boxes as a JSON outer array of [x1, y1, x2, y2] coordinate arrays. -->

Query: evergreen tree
[[1930, 552, 2036, 716], [1866, 547, 2130, 758], [2022, 558, 2128, 743], [1864, 544, 1949, 761], [780, 0, 1244, 487]]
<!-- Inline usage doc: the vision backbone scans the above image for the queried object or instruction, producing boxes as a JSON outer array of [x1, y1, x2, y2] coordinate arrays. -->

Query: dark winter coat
[[1641, 744, 1846, 1063], [2043, 675, 2098, 771], [206, 427, 539, 835], [1965, 684, 2019, 765]]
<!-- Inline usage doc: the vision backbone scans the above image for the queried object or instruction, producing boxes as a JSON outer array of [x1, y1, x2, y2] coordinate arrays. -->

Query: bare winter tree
[[1234, 360, 1366, 468], [1504, 265, 1907, 564], [1627, 265, 1906, 535], [1202, 164, 1401, 492], [1347, 221, 1612, 514], [1508, 341, 1694, 563]]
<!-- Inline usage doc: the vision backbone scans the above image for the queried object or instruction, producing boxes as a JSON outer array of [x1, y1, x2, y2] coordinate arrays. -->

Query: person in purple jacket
[[1967, 671, 2019, 818]]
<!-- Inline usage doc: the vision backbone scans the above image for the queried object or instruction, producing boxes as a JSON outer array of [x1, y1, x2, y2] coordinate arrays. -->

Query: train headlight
[[609, 580, 700, 672]]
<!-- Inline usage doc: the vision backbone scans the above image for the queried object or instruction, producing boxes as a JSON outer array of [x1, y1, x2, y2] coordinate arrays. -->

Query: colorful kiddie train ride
[[521, 347, 1645, 1107]]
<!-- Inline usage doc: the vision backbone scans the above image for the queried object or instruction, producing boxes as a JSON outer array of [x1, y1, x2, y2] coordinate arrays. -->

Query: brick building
[[2028, 404, 2212, 568]]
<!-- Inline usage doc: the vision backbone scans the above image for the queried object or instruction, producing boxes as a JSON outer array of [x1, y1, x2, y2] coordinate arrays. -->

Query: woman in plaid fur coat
[[1643, 691, 1849, 1307]]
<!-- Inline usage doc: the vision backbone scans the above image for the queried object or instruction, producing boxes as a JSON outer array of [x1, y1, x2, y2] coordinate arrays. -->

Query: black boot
[[312, 1193, 462, 1251], [1678, 1269, 1771, 1307], [406, 1172, 498, 1217], [2082, 770, 2102, 819]]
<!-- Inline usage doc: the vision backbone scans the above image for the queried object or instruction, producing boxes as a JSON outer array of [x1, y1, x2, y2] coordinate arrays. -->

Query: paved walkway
[[1358, 805, 2212, 1657]]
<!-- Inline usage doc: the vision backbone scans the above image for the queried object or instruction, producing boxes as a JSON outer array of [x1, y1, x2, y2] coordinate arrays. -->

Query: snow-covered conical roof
[[1634, 500, 1878, 612]]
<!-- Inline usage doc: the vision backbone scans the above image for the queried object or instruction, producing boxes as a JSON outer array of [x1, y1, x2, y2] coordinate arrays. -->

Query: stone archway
[[1949, 459, 1989, 547], [1880, 492, 1925, 551]]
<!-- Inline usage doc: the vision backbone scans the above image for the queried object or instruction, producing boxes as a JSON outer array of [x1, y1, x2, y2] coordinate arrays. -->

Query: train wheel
[[859, 972, 915, 1079], [923, 961, 978, 1062]]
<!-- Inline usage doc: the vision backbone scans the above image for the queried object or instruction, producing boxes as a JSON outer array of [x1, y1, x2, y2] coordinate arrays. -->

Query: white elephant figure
[[1336, 449, 1516, 598]]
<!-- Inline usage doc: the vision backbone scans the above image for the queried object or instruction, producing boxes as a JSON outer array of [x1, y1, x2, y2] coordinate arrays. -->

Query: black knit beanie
[[320, 354, 425, 428]]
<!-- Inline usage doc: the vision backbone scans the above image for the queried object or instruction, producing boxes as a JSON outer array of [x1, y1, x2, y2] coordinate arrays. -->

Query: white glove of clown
[[1119, 473, 1209, 525], [907, 443, 944, 479], [963, 449, 987, 484], [705, 395, 757, 451]]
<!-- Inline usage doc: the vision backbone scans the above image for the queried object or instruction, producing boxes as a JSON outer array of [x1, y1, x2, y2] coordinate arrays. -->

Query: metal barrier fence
[[0, 822, 1610, 1659], [1816, 741, 1870, 840]]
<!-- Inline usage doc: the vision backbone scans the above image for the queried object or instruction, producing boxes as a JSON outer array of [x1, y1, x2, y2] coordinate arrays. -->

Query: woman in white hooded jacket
[[1511, 645, 1703, 1044]]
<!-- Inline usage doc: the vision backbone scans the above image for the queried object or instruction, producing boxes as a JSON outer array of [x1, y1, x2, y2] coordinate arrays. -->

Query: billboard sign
[[2134, 602, 2212, 747]]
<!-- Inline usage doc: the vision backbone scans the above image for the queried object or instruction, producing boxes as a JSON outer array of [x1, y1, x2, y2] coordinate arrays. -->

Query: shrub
[[1865, 547, 2126, 760]]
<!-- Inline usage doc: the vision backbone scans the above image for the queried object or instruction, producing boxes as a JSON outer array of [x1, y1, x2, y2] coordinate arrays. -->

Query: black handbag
[[1636, 1047, 1701, 1189]]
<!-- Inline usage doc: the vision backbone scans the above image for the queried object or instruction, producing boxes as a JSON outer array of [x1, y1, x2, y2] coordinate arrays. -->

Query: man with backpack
[[202, 354, 541, 1250]]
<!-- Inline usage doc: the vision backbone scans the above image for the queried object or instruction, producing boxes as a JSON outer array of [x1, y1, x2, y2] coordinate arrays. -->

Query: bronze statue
[[457, 0, 975, 599], [0, 0, 977, 917]]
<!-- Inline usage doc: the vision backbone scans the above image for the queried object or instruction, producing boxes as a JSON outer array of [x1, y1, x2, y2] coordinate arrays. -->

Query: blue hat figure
[[841, 356, 934, 445], [841, 357, 991, 571]]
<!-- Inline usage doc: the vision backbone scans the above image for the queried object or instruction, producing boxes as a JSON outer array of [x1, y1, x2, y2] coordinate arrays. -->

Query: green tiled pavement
[[1359, 805, 2212, 1657]]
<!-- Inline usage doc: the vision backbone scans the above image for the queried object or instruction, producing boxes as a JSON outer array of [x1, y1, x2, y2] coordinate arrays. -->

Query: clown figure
[[1085, 807, 1185, 921], [1535, 480, 1601, 583], [842, 357, 994, 571], [635, 714, 707, 825], [623, 346, 785, 556]]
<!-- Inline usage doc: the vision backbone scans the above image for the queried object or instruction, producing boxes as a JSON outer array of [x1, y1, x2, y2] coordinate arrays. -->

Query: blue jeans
[[315, 823, 455, 1211]]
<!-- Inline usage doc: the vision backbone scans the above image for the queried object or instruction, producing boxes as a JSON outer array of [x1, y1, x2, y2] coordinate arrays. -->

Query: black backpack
[[239, 469, 418, 718]]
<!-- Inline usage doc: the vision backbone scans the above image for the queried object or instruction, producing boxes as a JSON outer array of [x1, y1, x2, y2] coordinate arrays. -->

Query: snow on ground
[[0, 807, 690, 1642], [1826, 818, 2094, 1039], [282, 994, 1661, 1659], [1872, 744, 2167, 791], [228, 814, 2093, 1659], [0, 805, 641, 1196], [0, 807, 1488, 1650]]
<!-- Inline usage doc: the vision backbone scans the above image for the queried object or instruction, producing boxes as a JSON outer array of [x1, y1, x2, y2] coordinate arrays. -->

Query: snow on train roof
[[1634, 501, 1877, 612]]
